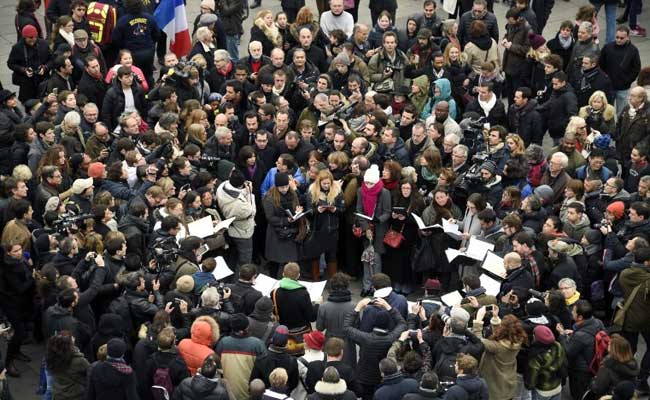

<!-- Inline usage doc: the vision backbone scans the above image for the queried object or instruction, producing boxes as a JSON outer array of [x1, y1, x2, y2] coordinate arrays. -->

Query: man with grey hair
[[204, 126, 235, 161], [567, 21, 599, 83], [405, 122, 434, 165], [615, 86, 650, 164], [207, 49, 236, 92], [541, 152, 571, 206], [351, 23, 372, 61]]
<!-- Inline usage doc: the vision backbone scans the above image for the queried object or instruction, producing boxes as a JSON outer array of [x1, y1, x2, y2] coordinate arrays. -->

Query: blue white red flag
[[154, 0, 191, 57]]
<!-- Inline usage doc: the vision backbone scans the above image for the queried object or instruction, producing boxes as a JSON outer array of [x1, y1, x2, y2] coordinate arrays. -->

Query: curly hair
[[46, 333, 75, 373], [490, 314, 528, 345]]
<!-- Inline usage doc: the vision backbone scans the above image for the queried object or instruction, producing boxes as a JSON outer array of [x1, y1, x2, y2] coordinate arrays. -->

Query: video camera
[[151, 236, 180, 269], [455, 152, 489, 198], [53, 213, 95, 235], [165, 60, 202, 86]]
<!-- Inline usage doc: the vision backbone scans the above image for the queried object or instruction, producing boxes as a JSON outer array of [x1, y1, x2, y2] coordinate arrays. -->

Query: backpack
[[152, 355, 174, 400], [588, 330, 610, 376], [435, 342, 462, 387]]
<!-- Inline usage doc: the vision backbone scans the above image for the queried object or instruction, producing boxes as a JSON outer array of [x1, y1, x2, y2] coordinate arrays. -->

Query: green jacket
[[524, 342, 567, 392], [619, 263, 650, 331]]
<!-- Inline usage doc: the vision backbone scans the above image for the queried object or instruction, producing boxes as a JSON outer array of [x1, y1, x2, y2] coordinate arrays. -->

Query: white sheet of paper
[[441, 290, 464, 307], [443, 218, 462, 235], [187, 216, 215, 238], [445, 248, 463, 262], [481, 251, 506, 278], [466, 237, 495, 261], [211, 257, 234, 281], [253, 274, 279, 297], [298, 280, 328, 302], [214, 217, 236, 233], [443, 0, 457, 15], [412, 213, 442, 230], [480, 274, 502, 296], [407, 301, 418, 312]]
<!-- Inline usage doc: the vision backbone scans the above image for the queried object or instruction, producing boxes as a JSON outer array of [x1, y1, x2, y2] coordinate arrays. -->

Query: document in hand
[[298, 280, 328, 302], [465, 237, 495, 261], [214, 217, 236, 233], [253, 274, 279, 296], [285, 209, 312, 220], [187, 216, 215, 238], [480, 274, 502, 296], [211, 257, 235, 281], [412, 213, 442, 230], [442, 218, 463, 239], [354, 212, 374, 221], [481, 250, 507, 278], [440, 290, 464, 306]]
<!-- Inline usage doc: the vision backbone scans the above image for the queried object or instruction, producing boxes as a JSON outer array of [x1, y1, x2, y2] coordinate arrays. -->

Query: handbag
[[383, 224, 405, 248], [613, 279, 648, 329]]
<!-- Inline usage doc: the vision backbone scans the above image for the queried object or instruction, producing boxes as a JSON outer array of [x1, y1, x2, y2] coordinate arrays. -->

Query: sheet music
[[253, 274, 279, 297], [466, 237, 495, 261], [481, 251, 507, 278], [214, 217, 236, 233], [442, 218, 463, 239], [445, 248, 463, 262], [187, 216, 215, 238], [298, 280, 328, 302], [211, 257, 234, 281], [441, 291, 464, 306], [480, 274, 502, 296], [412, 213, 442, 230]]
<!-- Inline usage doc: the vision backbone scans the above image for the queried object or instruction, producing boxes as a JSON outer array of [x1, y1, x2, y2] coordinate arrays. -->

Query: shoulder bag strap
[[271, 288, 280, 321]]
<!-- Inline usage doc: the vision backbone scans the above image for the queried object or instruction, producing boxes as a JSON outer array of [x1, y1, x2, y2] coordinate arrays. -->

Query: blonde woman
[[185, 123, 207, 149], [250, 9, 282, 56], [579, 90, 616, 136], [153, 197, 188, 241], [303, 169, 345, 280]]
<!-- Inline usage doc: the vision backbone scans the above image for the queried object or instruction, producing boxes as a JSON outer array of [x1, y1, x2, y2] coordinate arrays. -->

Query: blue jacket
[[260, 167, 306, 198], [192, 271, 217, 295], [374, 373, 419, 400], [575, 165, 613, 182], [421, 78, 458, 120], [112, 12, 160, 52]]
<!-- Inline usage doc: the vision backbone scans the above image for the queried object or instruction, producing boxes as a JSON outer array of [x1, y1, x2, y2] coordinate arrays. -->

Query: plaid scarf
[[528, 253, 541, 287]]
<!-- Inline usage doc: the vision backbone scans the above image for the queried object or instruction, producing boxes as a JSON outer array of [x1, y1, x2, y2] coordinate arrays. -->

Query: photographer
[[168, 236, 203, 290], [368, 31, 409, 94], [289, 49, 320, 110], [111, 271, 165, 336], [472, 160, 503, 208]]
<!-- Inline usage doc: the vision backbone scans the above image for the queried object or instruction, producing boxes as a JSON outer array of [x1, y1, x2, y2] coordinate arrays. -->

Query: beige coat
[[473, 319, 522, 400], [463, 39, 501, 75]]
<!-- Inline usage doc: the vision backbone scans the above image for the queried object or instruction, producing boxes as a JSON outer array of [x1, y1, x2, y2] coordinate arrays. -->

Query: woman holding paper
[[355, 165, 391, 297], [263, 173, 307, 278], [383, 179, 425, 294], [420, 186, 462, 289], [303, 170, 345, 280]]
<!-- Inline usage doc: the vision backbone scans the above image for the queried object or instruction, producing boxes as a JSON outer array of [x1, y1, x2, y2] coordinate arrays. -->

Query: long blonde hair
[[309, 170, 340, 206]]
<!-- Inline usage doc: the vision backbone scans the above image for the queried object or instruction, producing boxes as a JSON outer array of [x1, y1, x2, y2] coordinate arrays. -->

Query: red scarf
[[251, 59, 262, 73], [382, 178, 398, 191], [361, 180, 384, 217]]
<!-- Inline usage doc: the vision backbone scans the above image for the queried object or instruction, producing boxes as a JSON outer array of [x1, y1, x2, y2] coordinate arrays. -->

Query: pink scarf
[[361, 180, 384, 217]]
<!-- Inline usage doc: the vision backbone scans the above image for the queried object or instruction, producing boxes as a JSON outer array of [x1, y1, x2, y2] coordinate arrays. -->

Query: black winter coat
[[226, 280, 262, 315], [465, 97, 507, 127], [173, 374, 230, 400], [343, 308, 406, 386], [78, 71, 108, 109], [7, 39, 51, 88], [219, 0, 244, 35], [142, 350, 190, 400], [87, 361, 139, 400], [272, 285, 318, 330], [559, 317, 605, 372], [101, 81, 147, 131], [538, 83, 578, 139], [250, 347, 299, 391], [502, 23, 530, 77], [590, 356, 639, 397], [600, 40, 641, 91], [508, 99, 544, 146], [614, 102, 650, 163], [573, 67, 614, 107]]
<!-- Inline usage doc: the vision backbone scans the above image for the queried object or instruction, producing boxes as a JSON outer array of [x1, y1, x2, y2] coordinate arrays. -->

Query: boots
[[326, 261, 338, 278], [311, 260, 320, 281]]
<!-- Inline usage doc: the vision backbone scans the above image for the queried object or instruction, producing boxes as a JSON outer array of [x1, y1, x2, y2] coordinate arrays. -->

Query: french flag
[[154, 0, 192, 57]]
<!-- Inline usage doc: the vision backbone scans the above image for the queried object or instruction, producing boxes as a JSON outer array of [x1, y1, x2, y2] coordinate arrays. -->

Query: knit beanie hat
[[274, 172, 290, 187], [479, 160, 497, 176], [533, 325, 555, 345], [272, 325, 289, 347], [107, 338, 127, 358], [584, 229, 602, 245], [364, 164, 380, 184], [21, 25, 38, 38], [230, 313, 249, 332], [533, 185, 554, 206], [87, 162, 106, 179], [607, 201, 625, 219]]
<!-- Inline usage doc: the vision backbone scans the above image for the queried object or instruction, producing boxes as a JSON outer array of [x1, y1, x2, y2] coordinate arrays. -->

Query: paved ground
[[1, 0, 649, 397]]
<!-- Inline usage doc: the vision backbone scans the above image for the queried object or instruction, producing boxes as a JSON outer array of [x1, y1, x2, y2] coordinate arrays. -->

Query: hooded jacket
[[508, 99, 543, 146], [272, 278, 318, 330], [564, 213, 591, 242], [409, 75, 430, 115], [216, 180, 256, 239], [464, 35, 500, 75], [421, 78, 457, 120], [443, 374, 490, 400], [591, 356, 639, 396], [618, 263, 650, 332], [524, 341, 567, 393], [178, 315, 220, 375]]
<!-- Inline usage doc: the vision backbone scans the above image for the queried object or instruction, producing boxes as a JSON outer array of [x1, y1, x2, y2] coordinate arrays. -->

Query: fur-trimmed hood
[[191, 315, 220, 346], [254, 17, 282, 47], [289, 20, 321, 43], [315, 379, 348, 395]]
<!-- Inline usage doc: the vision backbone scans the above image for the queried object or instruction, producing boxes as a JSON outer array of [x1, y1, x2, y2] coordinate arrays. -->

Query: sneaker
[[630, 28, 647, 37]]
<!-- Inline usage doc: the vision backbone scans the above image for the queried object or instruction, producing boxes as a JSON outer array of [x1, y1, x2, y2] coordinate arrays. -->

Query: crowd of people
[[0, 0, 650, 398]]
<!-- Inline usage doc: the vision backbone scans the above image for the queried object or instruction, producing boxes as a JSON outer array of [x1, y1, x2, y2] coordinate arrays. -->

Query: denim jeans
[[362, 251, 382, 290], [593, 1, 618, 43], [629, 0, 642, 28], [615, 89, 630, 116], [226, 35, 241, 62]]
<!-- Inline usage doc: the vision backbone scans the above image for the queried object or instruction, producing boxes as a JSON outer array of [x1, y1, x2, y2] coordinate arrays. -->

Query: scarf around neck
[[478, 94, 497, 116], [558, 34, 573, 49], [58, 28, 75, 47], [361, 180, 384, 217]]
